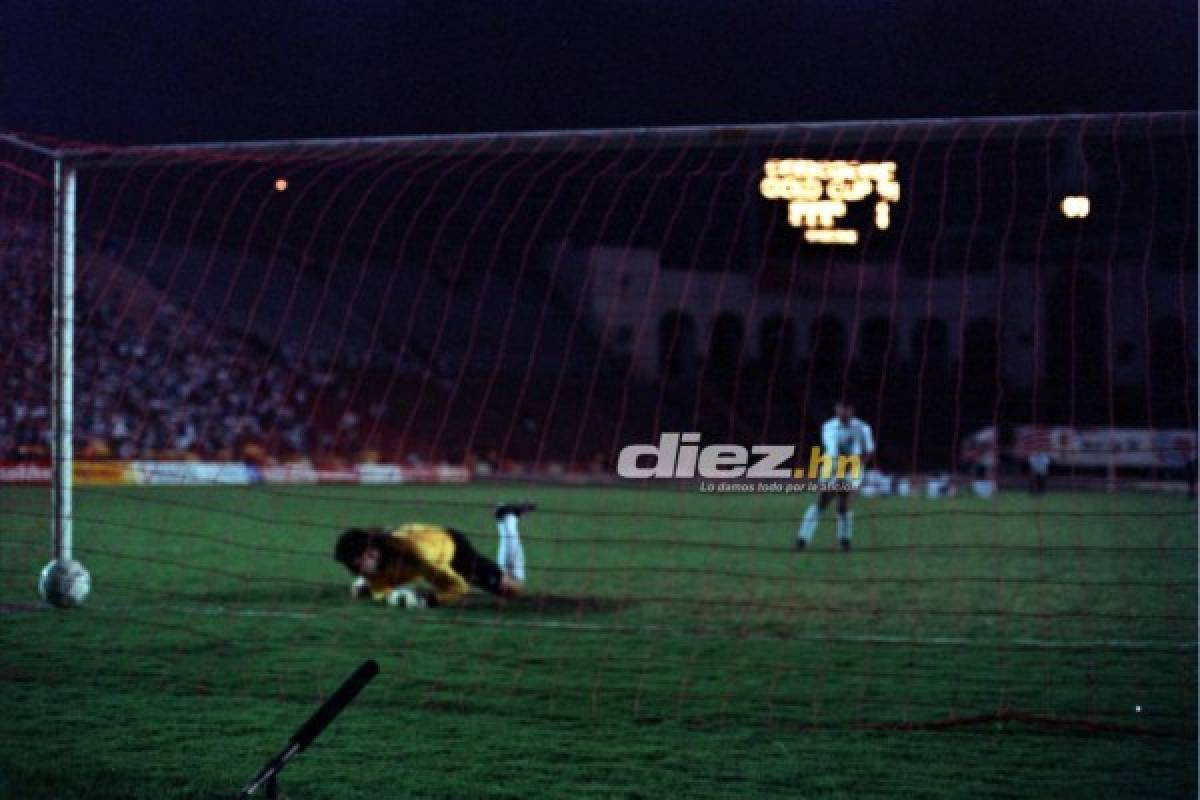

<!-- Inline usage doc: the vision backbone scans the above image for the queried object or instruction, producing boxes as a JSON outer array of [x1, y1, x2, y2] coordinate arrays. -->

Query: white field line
[[47, 601, 1192, 652]]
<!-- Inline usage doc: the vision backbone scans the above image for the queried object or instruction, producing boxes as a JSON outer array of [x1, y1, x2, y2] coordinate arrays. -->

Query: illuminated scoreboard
[[759, 159, 900, 245]]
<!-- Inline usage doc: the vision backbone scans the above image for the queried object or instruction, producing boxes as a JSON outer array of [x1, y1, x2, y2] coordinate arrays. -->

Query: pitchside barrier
[[0, 459, 1190, 496], [0, 461, 469, 486]]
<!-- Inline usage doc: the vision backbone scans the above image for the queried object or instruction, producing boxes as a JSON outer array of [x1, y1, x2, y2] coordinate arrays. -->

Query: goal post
[[51, 158, 77, 564], [34, 155, 92, 608], [0, 134, 92, 607]]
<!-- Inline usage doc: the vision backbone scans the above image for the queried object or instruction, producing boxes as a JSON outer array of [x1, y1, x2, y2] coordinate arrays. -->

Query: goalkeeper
[[334, 502, 534, 608]]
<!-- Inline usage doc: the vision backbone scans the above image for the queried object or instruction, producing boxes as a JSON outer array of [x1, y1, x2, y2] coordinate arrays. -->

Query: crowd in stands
[[10, 215, 1185, 476], [0, 219, 956, 473], [1, 223, 332, 464], [0, 221, 612, 471]]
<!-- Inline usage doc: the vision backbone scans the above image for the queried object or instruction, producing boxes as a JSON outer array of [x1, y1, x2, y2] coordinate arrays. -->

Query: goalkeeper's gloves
[[386, 587, 429, 609]]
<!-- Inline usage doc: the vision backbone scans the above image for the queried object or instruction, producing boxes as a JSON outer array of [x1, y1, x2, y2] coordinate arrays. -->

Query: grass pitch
[[0, 484, 1195, 799]]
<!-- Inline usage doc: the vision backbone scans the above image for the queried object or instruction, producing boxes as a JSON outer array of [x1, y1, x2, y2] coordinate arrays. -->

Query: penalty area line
[[144, 604, 321, 621]]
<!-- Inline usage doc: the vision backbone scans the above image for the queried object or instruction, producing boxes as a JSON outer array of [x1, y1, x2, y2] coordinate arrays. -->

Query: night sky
[[4, 0, 1197, 145]]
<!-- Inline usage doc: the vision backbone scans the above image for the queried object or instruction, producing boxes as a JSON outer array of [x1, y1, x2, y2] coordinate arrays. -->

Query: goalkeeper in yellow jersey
[[333, 502, 533, 608]]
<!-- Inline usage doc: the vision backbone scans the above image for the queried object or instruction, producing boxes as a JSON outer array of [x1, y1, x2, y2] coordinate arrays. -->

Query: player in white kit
[[796, 400, 875, 551], [494, 501, 533, 582]]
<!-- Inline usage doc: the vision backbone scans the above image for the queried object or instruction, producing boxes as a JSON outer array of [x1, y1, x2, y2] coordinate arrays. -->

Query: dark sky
[[4, 0, 1197, 146]]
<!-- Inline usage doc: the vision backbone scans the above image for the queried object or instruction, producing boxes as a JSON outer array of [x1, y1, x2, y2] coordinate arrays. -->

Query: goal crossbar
[[8, 111, 1191, 168]]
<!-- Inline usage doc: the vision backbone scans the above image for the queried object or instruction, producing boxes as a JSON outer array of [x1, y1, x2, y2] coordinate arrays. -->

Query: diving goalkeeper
[[334, 502, 534, 608]]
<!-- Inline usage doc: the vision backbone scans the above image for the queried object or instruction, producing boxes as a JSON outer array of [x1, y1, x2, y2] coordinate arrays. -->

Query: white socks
[[797, 504, 820, 545], [496, 513, 525, 582], [797, 505, 852, 545]]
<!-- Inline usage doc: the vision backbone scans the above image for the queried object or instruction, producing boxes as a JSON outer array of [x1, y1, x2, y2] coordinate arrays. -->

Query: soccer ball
[[38, 559, 91, 608], [386, 588, 426, 609]]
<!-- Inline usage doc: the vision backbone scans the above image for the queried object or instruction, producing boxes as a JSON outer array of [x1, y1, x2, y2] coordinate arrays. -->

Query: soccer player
[[1028, 451, 1050, 495], [334, 502, 534, 608], [495, 500, 528, 582], [796, 400, 875, 551]]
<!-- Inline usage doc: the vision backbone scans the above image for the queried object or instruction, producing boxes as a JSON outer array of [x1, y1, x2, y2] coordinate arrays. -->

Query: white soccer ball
[[38, 559, 91, 608], [386, 588, 425, 609]]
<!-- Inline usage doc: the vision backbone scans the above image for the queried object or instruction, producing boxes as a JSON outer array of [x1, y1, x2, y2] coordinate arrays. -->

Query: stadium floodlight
[[1059, 194, 1090, 218]]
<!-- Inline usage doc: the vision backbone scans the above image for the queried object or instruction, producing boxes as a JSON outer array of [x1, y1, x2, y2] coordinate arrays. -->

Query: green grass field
[[1, 484, 1195, 799]]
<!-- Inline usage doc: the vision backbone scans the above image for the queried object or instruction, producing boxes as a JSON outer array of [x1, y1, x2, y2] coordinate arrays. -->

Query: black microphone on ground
[[238, 659, 380, 798]]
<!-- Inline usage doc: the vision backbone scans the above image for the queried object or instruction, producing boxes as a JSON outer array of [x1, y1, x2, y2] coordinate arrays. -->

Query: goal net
[[0, 114, 1195, 797]]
